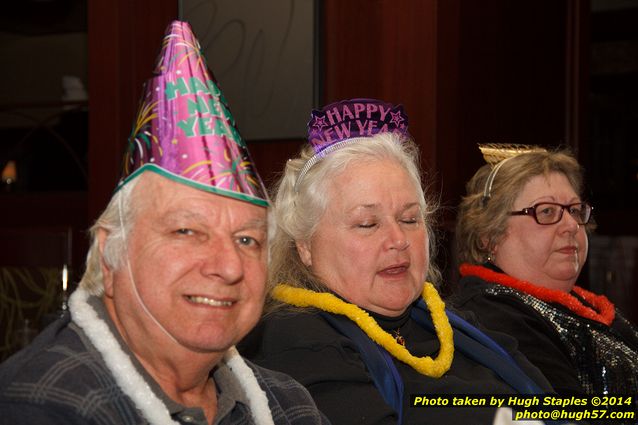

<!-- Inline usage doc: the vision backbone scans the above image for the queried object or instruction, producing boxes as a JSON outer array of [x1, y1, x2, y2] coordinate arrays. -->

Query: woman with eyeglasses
[[452, 145, 638, 396]]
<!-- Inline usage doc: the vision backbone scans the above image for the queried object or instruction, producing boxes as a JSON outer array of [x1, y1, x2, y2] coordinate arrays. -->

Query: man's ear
[[295, 240, 312, 267], [97, 228, 115, 297]]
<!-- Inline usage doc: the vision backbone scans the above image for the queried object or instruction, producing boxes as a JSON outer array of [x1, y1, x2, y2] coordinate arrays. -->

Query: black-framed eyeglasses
[[509, 202, 593, 225]]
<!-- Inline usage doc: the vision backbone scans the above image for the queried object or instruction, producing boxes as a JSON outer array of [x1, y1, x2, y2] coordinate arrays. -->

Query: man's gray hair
[[78, 177, 140, 295]]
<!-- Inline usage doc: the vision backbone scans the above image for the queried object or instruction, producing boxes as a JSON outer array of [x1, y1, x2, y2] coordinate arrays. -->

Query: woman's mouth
[[378, 263, 410, 278]]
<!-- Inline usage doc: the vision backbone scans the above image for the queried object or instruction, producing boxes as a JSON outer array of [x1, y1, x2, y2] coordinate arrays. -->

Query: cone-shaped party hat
[[119, 20, 268, 207]]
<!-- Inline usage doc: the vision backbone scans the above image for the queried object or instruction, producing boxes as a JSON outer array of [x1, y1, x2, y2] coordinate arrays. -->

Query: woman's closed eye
[[357, 222, 377, 229], [401, 217, 419, 225]]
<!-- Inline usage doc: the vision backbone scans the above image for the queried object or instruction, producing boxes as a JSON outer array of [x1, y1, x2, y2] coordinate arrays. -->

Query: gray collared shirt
[[87, 296, 249, 424]]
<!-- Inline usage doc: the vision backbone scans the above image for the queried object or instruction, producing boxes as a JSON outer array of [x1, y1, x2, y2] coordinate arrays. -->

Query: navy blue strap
[[412, 301, 545, 394], [320, 313, 404, 424], [320, 304, 545, 425]]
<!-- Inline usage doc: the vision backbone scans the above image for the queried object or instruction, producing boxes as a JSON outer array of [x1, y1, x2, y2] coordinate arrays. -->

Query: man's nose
[[200, 237, 244, 284]]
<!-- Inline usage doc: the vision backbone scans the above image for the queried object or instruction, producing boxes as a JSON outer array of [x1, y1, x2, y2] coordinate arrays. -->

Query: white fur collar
[[69, 288, 274, 425]]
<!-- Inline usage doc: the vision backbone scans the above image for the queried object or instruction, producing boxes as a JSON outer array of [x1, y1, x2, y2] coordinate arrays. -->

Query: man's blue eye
[[238, 236, 258, 246]]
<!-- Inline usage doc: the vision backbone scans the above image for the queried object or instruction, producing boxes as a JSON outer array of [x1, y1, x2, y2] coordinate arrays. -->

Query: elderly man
[[0, 21, 327, 425]]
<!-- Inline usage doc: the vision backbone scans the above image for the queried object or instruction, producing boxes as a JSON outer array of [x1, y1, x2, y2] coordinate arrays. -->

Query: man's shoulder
[[0, 317, 88, 387], [244, 359, 329, 424], [0, 317, 137, 423], [245, 358, 307, 390]]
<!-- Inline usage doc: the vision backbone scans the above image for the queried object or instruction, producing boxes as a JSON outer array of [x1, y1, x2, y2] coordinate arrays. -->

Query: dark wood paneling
[[2, 0, 587, 268], [458, 1, 567, 145], [439, 1, 577, 214], [434, 0, 462, 222], [246, 139, 305, 192], [87, 0, 177, 221], [84, 0, 578, 218], [321, 1, 576, 210], [585, 6, 638, 235], [322, 0, 439, 179]]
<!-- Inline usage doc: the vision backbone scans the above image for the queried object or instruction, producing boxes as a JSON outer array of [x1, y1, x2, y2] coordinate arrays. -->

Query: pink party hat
[[119, 20, 268, 207]]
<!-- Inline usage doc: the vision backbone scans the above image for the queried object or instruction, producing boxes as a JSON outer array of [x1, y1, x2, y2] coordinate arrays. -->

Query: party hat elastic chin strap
[[117, 193, 179, 345]]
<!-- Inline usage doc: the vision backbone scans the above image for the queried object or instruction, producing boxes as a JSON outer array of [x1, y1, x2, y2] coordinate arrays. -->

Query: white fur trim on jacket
[[223, 347, 275, 425], [69, 288, 275, 425]]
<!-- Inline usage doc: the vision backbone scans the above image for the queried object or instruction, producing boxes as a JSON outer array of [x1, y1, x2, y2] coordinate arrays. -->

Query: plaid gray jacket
[[0, 305, 328, 425]]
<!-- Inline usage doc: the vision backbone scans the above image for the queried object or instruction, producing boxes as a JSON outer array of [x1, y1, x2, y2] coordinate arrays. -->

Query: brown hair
[[456, 149, 589, 264]]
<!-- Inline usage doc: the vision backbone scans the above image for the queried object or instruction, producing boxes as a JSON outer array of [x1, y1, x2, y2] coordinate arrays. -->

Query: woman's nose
[[385, 223, 410, 251], [558, 208, 581, 232]]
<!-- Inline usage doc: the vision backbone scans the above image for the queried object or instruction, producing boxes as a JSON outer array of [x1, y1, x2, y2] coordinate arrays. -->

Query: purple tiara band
[[294, 99, 410, 191], [307, 98, 409, 153]]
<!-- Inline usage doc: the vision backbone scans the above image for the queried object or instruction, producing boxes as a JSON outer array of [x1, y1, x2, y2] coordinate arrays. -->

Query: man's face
[[103, 173, 267, 354]]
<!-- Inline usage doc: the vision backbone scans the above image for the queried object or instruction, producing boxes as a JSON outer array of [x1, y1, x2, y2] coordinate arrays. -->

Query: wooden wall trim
[[87, 0, 177, 220], [564, 0, 590, 154]]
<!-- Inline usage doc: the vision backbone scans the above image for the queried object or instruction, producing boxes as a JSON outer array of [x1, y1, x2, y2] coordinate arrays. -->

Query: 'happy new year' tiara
[[295, 99, 410, 191]]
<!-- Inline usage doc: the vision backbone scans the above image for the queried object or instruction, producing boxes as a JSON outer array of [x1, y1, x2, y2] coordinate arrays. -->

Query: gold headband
[[478, 143, 547, 202]]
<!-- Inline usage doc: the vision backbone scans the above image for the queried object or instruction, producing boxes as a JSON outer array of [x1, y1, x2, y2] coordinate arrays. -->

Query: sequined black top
[[452, 268, 638, 396]]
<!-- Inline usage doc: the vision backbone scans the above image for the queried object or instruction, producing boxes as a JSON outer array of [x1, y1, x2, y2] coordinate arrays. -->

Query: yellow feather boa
[[271, 282, 454, 378]]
